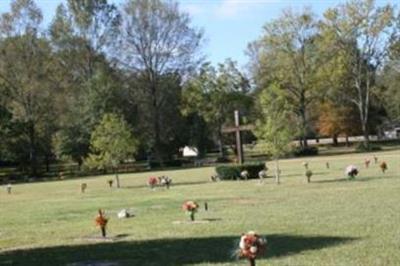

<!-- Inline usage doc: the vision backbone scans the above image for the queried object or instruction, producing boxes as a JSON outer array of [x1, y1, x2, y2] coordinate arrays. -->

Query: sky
[[0, 0, 396, 68]]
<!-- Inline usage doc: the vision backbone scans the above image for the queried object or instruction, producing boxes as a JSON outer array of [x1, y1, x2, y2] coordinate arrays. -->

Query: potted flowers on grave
[[238, 231, 267, 266], [147, 176, 158, 189], [95, 209, 108, 237], [345, 165, 358, 180], [305, 169, 313, 183], [182, 201, 199, 221], [380, 161, 388, 173], [240, 170, 249, 180], [159, 176, 172, 189], [6, 183, 12, 194]]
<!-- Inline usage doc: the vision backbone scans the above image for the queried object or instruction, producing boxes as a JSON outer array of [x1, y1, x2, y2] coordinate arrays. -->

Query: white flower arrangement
[[6, 183, 12, 194], [240, 170, 249, 180]]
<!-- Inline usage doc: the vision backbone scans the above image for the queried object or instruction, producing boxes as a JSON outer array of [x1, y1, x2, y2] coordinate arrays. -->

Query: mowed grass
[[0, 150, 399, 266]]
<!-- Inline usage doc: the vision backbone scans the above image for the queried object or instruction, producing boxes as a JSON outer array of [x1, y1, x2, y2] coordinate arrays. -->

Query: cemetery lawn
[[1, 149, 400, 266]]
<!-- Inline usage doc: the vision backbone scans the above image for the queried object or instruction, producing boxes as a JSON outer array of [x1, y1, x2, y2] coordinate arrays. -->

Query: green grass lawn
[[1, 149, 399, 265]]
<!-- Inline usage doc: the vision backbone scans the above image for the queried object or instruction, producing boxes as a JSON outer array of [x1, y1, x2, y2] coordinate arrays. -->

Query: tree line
[[0, 0, 399, 177]]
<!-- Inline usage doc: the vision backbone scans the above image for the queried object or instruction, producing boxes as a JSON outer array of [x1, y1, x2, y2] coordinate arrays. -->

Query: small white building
[[383, 127, 400, 139]]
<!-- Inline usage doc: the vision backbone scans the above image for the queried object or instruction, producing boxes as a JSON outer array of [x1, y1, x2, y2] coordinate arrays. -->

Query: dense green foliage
[[0, 0, 399, 179], [215, 163, 265, 180]]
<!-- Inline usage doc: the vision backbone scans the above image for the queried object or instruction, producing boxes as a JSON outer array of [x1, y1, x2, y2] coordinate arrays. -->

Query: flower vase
[[190, 211, 195, 221], [101, 227, 106, 237]]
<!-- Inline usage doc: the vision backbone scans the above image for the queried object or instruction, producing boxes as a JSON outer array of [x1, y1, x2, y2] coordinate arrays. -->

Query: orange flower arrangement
[[238, 231, 267, 266], [182, 201, 199, 221], [95, 209, 108, 237], [380, 161, 388, 173]]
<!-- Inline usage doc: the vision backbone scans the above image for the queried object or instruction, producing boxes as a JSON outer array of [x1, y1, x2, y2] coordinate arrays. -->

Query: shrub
[[355, 143, 382, 152], [215, 163, 265, 180], [215, 165, 240, 180], [292, 146, 318, 157]]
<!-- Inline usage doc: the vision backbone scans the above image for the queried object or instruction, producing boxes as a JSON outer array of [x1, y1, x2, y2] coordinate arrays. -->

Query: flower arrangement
[[345, 165, 358, 179], [95, 209, 108, 237], [305, 169, 313, 183], [302, 161, 309, 170], [241, 170, 249, 180], [210, 175, 220, 182], [147, 176, 158, 189], [182, 201, 199, 221], [258, 170, 267, 180], [81, 183, 87, 193], [6, 183, 12, 194], [238, 231, 267, 266], [159, 176, 172, 189], [107, 179, 113, 188], [380, 161, 388, 173], [365, 159, 370, 168]]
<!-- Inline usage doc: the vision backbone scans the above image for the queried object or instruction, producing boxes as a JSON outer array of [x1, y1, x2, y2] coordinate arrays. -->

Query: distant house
[[382, 123, 400, 139]]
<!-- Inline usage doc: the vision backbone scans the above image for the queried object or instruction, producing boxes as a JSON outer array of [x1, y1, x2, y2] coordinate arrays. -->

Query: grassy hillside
[[0, 149, 399, 265]]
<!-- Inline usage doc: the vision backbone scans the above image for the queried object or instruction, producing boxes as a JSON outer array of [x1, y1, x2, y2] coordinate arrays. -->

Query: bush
[[215, 163, 265, 180], [355, 143, 382, 152], [292, 146, 318, 157]]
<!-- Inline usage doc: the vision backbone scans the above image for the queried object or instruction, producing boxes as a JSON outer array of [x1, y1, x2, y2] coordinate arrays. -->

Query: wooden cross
[[222, 110, 254, 164]]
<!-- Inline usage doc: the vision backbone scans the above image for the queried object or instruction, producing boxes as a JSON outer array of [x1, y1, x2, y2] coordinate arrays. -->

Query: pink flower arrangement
[[238, 231, 267, 266]]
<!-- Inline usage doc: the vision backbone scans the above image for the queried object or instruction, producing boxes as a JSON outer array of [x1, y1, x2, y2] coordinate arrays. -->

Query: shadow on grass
[[313, 174, 398, 184], [0, 234, 357, 266]]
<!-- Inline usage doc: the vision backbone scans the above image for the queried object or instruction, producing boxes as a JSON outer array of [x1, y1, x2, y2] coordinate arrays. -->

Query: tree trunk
[[345, 135, 350, 146], [300, 93, 308, 148], [45, 154, 50, 172], [28, 121, 37, 177], [275, 158, 280, 184], [115, 169, 120, 188], [217, 128, 225, 158], [332, 134, 338, 146], [361, 121, 370, 148]]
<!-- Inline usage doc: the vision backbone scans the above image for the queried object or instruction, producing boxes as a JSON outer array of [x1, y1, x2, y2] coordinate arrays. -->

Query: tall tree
[[320, 0, 397, 147], [255, 83, 294, 184], [182, 60, 252, 158], [0, 0, 57, 175], [85, 113, 138, 188], [117, 0, 203, 162], [249, 8, 320, 148], [316, 101, 360, 145], [49, 0, 121, 166]]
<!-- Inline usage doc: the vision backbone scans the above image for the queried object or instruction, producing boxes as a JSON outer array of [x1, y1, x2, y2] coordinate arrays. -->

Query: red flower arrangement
[[182, 201, 199, 221], [238, 231, 267, 266], [380, 161, 388, 173], [147, 176, 158, 189], [95, 209, 108, 237]]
